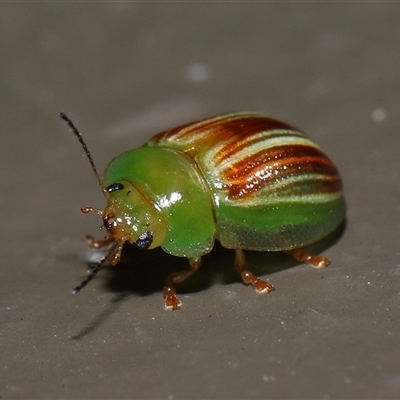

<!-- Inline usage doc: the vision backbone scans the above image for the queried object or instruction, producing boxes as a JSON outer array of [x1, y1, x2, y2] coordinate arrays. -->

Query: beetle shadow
[[71, 221, 346, 338], [101, 220, 346, 296], [71, 292, 129, 340], [103, 244, 193, 294]]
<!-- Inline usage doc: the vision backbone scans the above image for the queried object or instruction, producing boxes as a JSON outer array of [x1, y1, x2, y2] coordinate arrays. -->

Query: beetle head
[[60, 112, 168, 293], [103, 180, 166, 250]]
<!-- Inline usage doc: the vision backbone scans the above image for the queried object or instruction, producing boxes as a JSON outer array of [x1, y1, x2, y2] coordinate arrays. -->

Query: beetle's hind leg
[[163, 257, 201, 310], [286, 248, 331, 269], [235, 249, 275, 293]]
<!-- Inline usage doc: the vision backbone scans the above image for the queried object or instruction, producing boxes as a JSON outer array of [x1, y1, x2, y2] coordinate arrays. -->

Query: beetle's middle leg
[[163, 257, 201, 310], [286, 248, 331, 269], [235, 249, 275, 293]]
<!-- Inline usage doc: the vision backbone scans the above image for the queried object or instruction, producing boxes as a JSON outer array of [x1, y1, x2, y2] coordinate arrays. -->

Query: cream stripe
[[205, 130, 319, 172], [221, 190, 343, 207]]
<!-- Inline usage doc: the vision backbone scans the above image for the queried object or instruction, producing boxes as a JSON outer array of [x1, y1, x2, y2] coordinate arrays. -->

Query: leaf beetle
[[60, 112, 345, 310]]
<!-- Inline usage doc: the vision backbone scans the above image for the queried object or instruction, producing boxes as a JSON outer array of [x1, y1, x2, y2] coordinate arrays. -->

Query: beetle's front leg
[[286, 248, 331, 269], [85, 234, 114, 249], [163, 257, 201, 310], [235, 249, 275, 293]]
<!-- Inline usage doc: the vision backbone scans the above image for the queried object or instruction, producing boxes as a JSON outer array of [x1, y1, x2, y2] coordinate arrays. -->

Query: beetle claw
[[252, 279, 275, 293], [286, 249, 331, 269], [307, 255, 331, 269], [163, 286, 182, 310]]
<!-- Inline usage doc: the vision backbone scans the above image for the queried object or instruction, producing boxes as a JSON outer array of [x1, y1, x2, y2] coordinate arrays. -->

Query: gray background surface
[[1, 3, 400, 399]]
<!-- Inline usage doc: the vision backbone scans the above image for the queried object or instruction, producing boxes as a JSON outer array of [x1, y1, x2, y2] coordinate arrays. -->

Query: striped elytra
[[148, 113, 345, 253], [151, 113, 342, 204], [63, 112, 345, 310]]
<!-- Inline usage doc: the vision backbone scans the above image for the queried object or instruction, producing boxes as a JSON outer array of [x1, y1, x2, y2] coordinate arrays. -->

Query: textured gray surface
[[1, 3, 400, 399]]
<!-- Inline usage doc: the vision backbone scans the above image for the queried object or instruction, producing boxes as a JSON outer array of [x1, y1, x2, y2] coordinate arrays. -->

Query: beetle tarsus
[[163, 286, 182, 310], [238, 269, 275, 293], [286, 249, 331, 269], [234, 248, 275, 293], [162, 258, 202, 309]]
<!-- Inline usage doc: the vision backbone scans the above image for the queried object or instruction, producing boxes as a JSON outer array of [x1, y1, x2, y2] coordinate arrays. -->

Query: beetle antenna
[[72, 258, 106, 294], [59, 112, 107, 195]]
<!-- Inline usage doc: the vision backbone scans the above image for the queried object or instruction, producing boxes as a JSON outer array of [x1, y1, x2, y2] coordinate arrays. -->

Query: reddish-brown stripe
[[227, 174, 342, 200], [223, 145, 336, 178], [151, 114, 297, 150], [213, 130, 305, 165], [220, 145, 341, 200], [226, 170, 341, 200], [194, 115, 296, 141]]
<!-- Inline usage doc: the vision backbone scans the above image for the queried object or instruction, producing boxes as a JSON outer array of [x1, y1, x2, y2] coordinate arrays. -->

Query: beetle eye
[[106, 183, 124, 192], [135, 231, 153, 250]]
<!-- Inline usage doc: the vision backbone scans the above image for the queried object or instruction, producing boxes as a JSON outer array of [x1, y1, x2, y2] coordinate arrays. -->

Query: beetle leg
[[286, 248, 331, 269], [235, 249, 275, 293], [85, 234, 114, 249], [108, 240, 124, 266], [163, 258, 201, 310]]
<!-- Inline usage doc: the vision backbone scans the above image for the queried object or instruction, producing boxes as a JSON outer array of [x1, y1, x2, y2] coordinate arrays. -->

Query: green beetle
[[61, 112, 345, 310]]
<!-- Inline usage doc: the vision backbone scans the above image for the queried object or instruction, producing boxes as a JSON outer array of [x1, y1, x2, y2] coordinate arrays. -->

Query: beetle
[[60, 112, 345, 310]]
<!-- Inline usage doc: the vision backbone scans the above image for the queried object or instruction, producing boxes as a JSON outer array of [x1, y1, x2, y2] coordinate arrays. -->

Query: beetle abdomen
[[150, 113, 345, 251]]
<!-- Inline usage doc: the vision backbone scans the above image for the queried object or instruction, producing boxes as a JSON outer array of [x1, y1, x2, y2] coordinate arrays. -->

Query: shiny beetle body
[[62, 112, 345, 310]]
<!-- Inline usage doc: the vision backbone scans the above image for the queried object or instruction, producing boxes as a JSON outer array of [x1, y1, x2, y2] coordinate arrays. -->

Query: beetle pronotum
[[61, 112, 345, 310]]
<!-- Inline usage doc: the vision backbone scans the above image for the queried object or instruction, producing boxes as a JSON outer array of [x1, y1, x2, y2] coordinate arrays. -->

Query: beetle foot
[[163, 286, 182, 310], [240, 270, 275, 293], [234, 248, 275, 293], [286, 249, 331, 269], [307, 255, 331, 269]]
